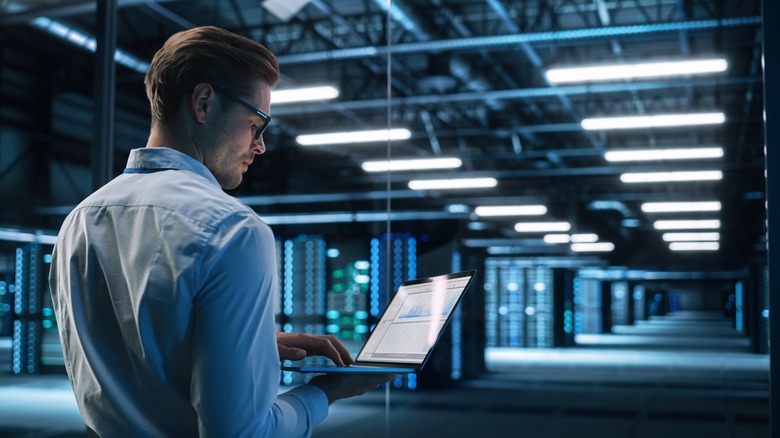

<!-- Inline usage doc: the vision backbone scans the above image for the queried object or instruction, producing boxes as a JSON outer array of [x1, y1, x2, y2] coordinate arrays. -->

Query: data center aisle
[[313, 311, 768, 438], [0, 311, 769, 437]]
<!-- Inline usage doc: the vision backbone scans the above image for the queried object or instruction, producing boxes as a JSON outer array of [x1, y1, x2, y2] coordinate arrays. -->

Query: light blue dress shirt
[[49, 147, 328, 437]]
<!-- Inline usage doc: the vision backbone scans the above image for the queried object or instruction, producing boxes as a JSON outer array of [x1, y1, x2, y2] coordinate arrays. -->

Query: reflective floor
[[0, 311, 769, 438]]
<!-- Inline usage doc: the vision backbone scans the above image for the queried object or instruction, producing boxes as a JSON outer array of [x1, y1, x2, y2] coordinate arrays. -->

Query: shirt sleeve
[[189, 211, 328, 437]]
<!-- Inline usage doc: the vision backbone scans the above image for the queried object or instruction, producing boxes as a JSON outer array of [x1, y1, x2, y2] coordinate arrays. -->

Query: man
[[49, 26, 391, 437]]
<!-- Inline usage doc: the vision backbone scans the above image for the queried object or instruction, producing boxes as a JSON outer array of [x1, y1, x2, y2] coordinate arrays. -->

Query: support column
[[552, 268, 575, 347], [600, 281, 612, 333], [763, 1, 779, 435], [92, 0, 117, 191], [627, 281, 637, 325]]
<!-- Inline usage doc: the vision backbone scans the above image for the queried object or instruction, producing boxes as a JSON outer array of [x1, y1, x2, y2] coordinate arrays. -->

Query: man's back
[[49, 148, 325, 437]]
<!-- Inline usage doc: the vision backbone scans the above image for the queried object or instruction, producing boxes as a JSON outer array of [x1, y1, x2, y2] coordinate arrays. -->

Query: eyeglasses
[[212, 85, 271, 140]]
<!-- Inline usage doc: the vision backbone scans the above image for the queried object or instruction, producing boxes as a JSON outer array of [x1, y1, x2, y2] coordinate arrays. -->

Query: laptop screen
[[355, 270, 475, 364]]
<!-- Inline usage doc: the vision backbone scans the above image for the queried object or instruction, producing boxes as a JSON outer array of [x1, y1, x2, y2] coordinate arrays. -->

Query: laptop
[[281, 269, 477, 374]]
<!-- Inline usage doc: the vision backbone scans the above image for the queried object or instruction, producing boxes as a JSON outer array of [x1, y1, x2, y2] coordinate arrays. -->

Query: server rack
[[370, 233, 417, 389], [280, 235, 328, 385], [11, 243, 52, 374], [574, 276, 602, 334], [484, 259, 554, 348], [633, 284, 646, 321], [0, 277, 11, 337], [611, 281, 629, 326], [325, 260, 370, 355]]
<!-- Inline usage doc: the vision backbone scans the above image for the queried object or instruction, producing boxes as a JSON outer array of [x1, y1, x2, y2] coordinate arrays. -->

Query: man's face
[[204, 81, 271, 190]]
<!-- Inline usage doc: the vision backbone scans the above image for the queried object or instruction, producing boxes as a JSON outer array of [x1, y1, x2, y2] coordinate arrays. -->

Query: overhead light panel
[[272, 86, 339, 104], [474, 205, 547, 217], [515, 222, 571, 233], [296, 128, 411, 146], [662, 232, 720, 242], [571, 242, 615, 252], [408, 178, 497, 190], [620, 171, 723, 183], [604, 147, 724, 162], [543, 233, 599, 244], [653, 220, 721, 230], [546, 59, 728, 83], [641, 201, 722, 213], [582, 113, 725, 130], [570, 233, 599, 243], [669, 242, 719, 251], [544, 234, 571, 244], [362, 157, 462, 172], [261, 212, 354, 224]]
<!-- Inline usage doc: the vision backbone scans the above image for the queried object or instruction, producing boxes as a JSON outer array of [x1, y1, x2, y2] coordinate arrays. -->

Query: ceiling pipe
[[588, 200, 634, 218], [488, 0, 599, 151], [593, 0, 657, 147], [449, 55, 505, 112]]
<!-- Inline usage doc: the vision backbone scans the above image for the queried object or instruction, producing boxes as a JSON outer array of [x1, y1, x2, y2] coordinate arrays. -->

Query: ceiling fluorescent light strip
[[544, 234, 571, 244], [515, 222, 571, 233], [669, 241, 720, 251], [474, 205, 548, 216], [641, 201, 722, 213], [296, 128, 411, 145], [260, 209, 470, 225], [662, 232, 720, 242], [571, 242, 615, 252], [546, 59, 728, 83], [408, 178, 497, 190], [362, 157, 462, 172], [604, 147, 724, 162], [582, 113, 725, 130], [570, 233, 599, 243], [271, 86, 339, 104], [620, 171, 723, 183], [653, 220, 721, 230]]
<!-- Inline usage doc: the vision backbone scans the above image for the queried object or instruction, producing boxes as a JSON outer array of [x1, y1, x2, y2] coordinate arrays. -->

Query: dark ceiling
[[0, 0, 767, 272]]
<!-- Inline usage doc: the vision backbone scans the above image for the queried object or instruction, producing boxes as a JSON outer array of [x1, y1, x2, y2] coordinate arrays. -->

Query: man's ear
[[188, 83, 215, 124]]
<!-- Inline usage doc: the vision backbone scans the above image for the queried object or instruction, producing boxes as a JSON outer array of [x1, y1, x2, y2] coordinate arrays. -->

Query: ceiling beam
[[276, 16, 762, 64], [0, 0, 177, 26]]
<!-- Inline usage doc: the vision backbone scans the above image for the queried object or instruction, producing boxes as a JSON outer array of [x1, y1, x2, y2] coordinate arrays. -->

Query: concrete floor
[[0, 311, 769, 438]]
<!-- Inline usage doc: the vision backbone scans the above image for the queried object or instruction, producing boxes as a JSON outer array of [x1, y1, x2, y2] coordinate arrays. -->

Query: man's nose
[[253, 137, 266, 154]]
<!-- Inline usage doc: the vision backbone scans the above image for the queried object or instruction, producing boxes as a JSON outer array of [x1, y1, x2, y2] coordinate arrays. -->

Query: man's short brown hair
[[144, 26, 279, 128]]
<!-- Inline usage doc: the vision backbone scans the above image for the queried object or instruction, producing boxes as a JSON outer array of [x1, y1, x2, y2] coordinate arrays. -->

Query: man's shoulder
[[73, 171, 260, 230]]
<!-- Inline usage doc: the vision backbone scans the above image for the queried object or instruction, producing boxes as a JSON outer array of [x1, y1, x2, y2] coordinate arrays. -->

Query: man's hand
[[309, 373, 396, 404], [276, 332, 355, 366]]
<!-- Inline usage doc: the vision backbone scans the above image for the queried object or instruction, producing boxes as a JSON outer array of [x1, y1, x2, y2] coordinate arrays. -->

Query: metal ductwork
[[449, 55, 505, 112]]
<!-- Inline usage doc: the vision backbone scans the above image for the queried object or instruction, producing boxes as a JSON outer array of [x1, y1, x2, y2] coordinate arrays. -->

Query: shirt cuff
[[284, 384, 330, 426]]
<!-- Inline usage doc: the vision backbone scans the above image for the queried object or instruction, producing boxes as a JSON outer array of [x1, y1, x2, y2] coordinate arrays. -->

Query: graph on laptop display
[[356, 274, 472, 363]]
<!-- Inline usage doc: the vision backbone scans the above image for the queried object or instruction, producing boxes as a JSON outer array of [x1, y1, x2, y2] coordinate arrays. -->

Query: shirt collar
[[126, 147, 220, 188]]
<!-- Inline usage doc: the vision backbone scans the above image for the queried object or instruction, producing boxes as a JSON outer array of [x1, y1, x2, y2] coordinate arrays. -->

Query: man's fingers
[[276, 332, 355, 365], [318, 340, 346, 366], [278, 344, 306, 361], [325, 335, 354, 364]]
